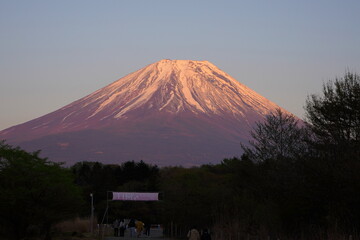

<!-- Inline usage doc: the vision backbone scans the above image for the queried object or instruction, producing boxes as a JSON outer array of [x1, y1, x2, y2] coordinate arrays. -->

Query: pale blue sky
[[1, 0, 359, 130]]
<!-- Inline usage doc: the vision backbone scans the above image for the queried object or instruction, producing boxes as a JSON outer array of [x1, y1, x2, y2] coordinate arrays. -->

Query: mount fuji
[[0, 59, 289, 166]]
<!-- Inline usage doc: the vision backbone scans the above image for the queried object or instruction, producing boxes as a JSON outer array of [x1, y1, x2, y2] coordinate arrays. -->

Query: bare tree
[[242, 108, 308, 162]]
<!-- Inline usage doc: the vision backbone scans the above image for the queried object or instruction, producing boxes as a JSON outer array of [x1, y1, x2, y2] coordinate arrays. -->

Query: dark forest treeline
[[0, 72, 359, 240]]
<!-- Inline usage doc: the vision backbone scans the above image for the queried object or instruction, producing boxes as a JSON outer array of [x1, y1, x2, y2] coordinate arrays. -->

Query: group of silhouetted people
[[113, 218, 151, 238], [112, 219, 211, 239], [112, 218, 126, 237], [187, 226, 211, 240]]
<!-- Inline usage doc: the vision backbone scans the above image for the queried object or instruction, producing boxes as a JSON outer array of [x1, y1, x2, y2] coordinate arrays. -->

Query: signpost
[[112, 192, 159, 201], [100, 191, 160, 226]]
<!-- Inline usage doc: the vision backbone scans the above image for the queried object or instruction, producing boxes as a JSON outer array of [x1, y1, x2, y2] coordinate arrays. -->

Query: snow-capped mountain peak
[[70, 59, 279, 121]]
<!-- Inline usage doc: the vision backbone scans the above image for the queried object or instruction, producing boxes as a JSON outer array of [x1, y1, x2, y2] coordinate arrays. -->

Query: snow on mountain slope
[[77, 59, 278, 119]]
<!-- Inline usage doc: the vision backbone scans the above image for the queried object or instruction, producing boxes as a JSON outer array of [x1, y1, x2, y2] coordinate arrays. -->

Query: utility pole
[[90, 193, 94, 234]]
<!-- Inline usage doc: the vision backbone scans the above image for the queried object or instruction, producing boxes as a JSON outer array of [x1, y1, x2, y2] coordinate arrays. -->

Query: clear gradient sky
[[1, 0, 359, 130]]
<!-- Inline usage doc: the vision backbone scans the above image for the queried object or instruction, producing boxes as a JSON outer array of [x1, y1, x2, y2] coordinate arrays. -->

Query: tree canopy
[[305, 71, 360, 158], [0, 141, 83, 240]]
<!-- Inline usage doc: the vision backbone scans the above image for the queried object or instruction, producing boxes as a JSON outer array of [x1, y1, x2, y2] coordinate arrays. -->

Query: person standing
[[135, 220, 144, 238], [144, 221, 151, 237], [128, 218, 136, 237], [187, 226, 200, 240], [119, 218, 126, 237], [201, 229, 211, 240], [113, 219, 119, 237]]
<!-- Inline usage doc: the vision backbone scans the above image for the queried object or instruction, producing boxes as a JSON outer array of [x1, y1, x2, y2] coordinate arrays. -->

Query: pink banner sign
[[112, 192, 159, 201]]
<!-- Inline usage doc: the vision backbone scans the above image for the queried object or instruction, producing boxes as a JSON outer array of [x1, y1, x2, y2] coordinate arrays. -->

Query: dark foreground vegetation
[[0, 72, 359, 240]]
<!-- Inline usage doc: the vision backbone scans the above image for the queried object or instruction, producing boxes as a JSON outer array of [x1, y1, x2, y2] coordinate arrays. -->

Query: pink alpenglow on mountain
[[0, 59, 289, 166]]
